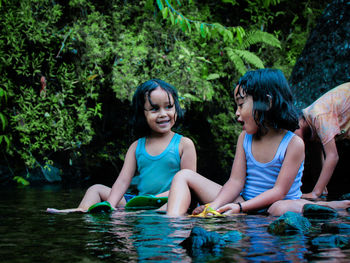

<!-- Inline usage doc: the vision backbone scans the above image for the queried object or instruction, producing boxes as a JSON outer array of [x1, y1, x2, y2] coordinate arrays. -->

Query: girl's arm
[[179, 137, 197, 172], [218, 134, 305, 214], [210, 132, 247, 209], [107, 141, 138, 208]]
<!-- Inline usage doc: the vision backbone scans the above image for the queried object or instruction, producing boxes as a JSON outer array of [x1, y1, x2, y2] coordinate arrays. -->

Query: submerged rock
[[180, 226, 244, 257], [268, 211, 311, 235], [311, 235, 350, 249], [303, 204, 338, 219]]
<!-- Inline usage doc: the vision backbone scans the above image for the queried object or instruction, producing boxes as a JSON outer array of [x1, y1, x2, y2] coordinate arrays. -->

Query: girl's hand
[[301, 192, 320, 200], [191, 205, 206, 215], [216, 203, 241, 215]]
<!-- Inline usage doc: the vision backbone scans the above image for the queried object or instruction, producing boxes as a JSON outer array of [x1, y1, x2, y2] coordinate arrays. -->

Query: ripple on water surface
[[0, 187, 349, 262]]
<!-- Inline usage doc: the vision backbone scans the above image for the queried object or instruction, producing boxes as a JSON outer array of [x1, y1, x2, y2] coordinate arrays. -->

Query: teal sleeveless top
[[135, 133, 182, 195]]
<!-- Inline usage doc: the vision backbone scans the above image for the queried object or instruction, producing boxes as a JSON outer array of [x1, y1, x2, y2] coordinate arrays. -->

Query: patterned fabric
[[303, 83, 350, 145]]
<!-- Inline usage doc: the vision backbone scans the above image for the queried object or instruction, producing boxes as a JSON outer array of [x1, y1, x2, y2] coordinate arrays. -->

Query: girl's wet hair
[[236, 68, 299, 137], [131, 79, 183, 137]]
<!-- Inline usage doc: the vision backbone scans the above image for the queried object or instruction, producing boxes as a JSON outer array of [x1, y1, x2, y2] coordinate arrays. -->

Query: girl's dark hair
[[131, 79, 184, 137], [237, 68, 299, 137]]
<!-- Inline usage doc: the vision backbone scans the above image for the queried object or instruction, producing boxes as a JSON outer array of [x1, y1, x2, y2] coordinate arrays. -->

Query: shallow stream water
[[1, 186, 349, 262]]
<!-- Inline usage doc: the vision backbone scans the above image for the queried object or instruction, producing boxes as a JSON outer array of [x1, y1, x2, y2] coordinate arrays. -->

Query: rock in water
[[268, 211, 311, 235], [302, 204, 338, 219], [180, 226, 243, 257]]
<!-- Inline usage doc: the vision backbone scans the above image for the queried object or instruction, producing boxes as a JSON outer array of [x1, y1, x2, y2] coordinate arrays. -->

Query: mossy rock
[[268, 211, 311, 235], [302, 204, 338, 219], [180, 226, 244, 257]]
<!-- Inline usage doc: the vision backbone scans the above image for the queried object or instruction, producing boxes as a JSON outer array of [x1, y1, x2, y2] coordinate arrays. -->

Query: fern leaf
[[234, 49, 265, 69], [226, 48, 246, 75], [240, 30, 281, 49]]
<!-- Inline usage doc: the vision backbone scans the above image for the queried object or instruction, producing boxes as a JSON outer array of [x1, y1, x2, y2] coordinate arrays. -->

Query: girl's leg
[[47, 184, 111, 213], [268, 199, 350, 216], [46, 184, 118, 213], [166, 169, 222, 216], [78, 184, 111, 210], [315, 199, 350, 209], [268, 199, 310, 216]]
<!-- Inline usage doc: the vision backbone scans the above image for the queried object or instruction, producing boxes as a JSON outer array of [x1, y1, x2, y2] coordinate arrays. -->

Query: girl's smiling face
[[234, 85, 258, 135], [144, 87, 177, 135]]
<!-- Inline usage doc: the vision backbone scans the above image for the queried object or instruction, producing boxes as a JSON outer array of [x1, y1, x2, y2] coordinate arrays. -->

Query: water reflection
[[1, 187, 349, 262]]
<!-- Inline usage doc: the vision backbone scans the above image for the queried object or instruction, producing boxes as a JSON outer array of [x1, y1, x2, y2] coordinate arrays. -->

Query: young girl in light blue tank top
[[47, 79, 197, 213], [167, 69, 350, 217], [242, 131, 303, 201]]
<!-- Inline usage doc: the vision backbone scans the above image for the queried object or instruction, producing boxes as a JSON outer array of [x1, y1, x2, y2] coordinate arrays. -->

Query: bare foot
[[46, 208, 86, 213], [316, 200, 350, 210]]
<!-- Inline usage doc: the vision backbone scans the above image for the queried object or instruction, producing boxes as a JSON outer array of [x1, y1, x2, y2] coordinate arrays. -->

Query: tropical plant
[[1, 0, 101, 172], [0, 0, 328, 185], [155, 0, 281, 75], [0, 86, 10, 151]]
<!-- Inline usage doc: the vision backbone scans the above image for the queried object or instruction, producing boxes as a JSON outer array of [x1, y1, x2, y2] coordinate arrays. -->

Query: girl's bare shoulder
[[288, 133, 305, 154], [128, 140, 139, 152], [180, 136, 195, 149]]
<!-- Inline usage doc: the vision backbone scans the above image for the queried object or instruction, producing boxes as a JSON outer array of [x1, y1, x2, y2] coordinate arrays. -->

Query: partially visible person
[[166, 69, 350, 217], [295, 82, 350, 200], [47, 79, 196, 213]]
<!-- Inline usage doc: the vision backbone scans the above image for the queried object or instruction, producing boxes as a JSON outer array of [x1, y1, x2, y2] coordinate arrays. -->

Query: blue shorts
[[124, 193, 136, 203]]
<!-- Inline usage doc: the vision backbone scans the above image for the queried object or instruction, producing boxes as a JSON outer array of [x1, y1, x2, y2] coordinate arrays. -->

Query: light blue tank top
[[135, 133, 182, 195], [241, 131, 303, 200]]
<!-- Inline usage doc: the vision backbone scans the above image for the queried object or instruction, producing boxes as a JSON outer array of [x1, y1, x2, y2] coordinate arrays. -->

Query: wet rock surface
[[180, 226, 244, 257], [303, 204, 338, 219], [268, 211, 311, 235]]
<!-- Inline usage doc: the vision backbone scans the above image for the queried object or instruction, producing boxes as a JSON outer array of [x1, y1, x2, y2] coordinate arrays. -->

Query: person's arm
[[179, 137, 197, 172], [303, 138, 338, 199], [218, 134, 305, 215], [107, 141, 138, 208], [209, 132, 247, 210]]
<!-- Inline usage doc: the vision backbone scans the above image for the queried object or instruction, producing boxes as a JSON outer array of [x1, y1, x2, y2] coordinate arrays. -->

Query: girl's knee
[[87, 184, 106, 193], [268, 200, 284, 216], [173, 169, 195, 182], [268, 200, 305, 216]]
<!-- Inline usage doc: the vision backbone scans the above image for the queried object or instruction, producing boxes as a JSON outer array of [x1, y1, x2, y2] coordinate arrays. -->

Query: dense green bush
[[0, 0, 328, 184]]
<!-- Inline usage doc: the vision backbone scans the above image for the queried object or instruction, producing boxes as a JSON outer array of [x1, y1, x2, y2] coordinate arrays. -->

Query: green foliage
[[0, 0, 328, 182], [1, 0, 100, 168], [13, 176, 30, 186], [0, 53, 10, 152], [156, 0, 281, 76]]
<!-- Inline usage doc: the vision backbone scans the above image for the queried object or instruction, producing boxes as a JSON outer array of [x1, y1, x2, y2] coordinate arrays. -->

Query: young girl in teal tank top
[[47, 79, 197, 213], [166, 69, 350, 217]]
